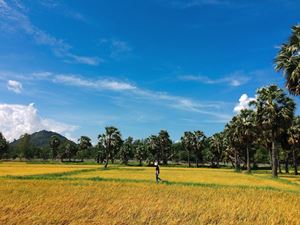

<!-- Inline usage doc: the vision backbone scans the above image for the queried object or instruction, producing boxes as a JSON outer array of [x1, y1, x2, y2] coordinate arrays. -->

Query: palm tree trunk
[[269, 149, 272, 169], [272, 140, 278, 178], [188, 151, 191, 167], [292, 147, 298, 175], [234, 148, 240, 171], [285, 153, 289, 174], [246, 145, 251, 173]]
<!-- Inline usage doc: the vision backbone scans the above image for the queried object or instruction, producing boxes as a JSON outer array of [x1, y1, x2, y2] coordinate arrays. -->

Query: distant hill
[[10, 130, 73, 148]]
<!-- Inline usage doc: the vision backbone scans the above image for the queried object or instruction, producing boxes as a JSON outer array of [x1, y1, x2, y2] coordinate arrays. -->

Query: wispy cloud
[[179, 71, 250, 87], [38, 0, 87, 22], [2, 71, 232, 121], [0, 0, 100, 65], [7, 80, 22, 93], [99, 38, 133, 60], [169, 0, 232, 8], [54, 74, 137, 91]]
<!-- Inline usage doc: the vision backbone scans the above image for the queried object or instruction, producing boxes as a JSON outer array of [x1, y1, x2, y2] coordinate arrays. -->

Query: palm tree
[[181, 131, 195, 167], [253, 85, 295, 177], [78, 136, 92, 162], [134, 139, 146, 166], [146, 135, 160, 164], [49, 135, 60, 160], [194, 130, 206, 167], [238, 109, 257, 173], [275, 24, 300, 95], [288, 116, 300, 175], [158, 130, 172, 165], [0, 132, 8, 160], [119, 136, 133, 165], [209, 132, 224, 168], [225, 117, 241, 171], [98, 126, 122, 168]]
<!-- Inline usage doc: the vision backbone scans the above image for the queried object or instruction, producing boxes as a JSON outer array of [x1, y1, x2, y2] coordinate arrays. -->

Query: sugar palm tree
[[288, 116, 300, 175], [78, 136, 92, 162], [209, 132, 224, 168], [275, 24, 300, 95], [158, 130, 172, 165], [181, 131, 195, 167], [194, 130, 206, 167], [253, 85, 295, 177], [98, 126, 122, 168], [225, 116, 241, 171], [238, 109, 257, 173]]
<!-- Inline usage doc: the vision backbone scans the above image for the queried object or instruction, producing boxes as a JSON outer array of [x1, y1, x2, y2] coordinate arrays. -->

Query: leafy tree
[[181, 131, 195, 167], [49, 135, 61, 160], [134, 139, 147, 166], [158, 130, 172, 165], [119, 136, 134, 165], [237, 109, 257, 172], [18, 133, 33, 160], [253, 85, 295, 177], [193, 131, 206, 167], [77, 136, 92, 161], [288, 116, 300, 175], [0, 132, 8, 159], [225, 117, 241, 171], [275, 24, 300, 95], [209, 132, 225, 168], [98, 126, 122, 168], [146, 135, 160, 164]]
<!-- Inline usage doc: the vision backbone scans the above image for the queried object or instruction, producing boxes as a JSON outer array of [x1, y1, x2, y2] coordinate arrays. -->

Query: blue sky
[[0, 0, 299, 142]]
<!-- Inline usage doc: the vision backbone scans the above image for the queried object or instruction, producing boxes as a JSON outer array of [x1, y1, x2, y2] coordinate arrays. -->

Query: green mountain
[[10, 130, 73, 148]]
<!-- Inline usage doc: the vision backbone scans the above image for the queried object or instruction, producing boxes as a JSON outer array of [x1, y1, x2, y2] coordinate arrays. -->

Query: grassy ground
[[0, 162, 299, 225]]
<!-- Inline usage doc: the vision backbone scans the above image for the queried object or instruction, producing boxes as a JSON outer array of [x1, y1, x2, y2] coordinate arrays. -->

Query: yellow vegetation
[[0, 162, 299, 225], [0, 162, 97, 176]]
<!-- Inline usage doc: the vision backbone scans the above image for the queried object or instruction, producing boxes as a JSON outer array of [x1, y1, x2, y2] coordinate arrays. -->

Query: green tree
[[18, 133, 33, 160], [49, 135, 61, 160], [0, 132, 8, 159], [275, 24, 300, 95], [181, 131, 195, 167], [237, 109, 257, 173], [288, 116, 300, 175], [209, 132, 224, 168], [119, 136, 134, 165], [134, 139, 147, 166], [194, 131, 206, 167], [78, 136, 92, 161], [98, 126, 122, 168], [158, 130, 172, 165], [253, 85, 295, 177], [146, 135, 160, 164]]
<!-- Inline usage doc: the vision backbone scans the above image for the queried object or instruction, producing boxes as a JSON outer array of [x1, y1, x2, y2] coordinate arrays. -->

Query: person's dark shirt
[[156, 165, 160, 174]]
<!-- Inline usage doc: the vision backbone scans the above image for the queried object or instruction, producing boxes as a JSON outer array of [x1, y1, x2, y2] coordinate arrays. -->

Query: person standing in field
[[155, 162, 161, 183]]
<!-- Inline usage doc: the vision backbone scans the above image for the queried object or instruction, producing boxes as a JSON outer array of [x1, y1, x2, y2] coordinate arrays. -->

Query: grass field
[[0, 162, 299, 225]]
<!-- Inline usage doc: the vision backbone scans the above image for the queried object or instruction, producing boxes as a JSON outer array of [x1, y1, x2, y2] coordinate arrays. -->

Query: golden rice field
[[0, 162, 299, 225]]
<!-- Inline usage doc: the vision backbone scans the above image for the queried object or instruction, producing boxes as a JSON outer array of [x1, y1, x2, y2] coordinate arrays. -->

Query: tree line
[[0, 24, 300, 178]]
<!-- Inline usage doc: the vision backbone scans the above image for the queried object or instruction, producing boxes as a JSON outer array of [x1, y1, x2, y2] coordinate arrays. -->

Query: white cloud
[[7, 80, 22, 93], [0, 0, 99, 65], [170, 0, 231, 8], [2, 71, 232, 122], [67, 54, 102, 66], [180, 72, 250, 87], [0, 103, 77, 142], [233, 94, 256, 113], [54, 75, 137, 91]]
